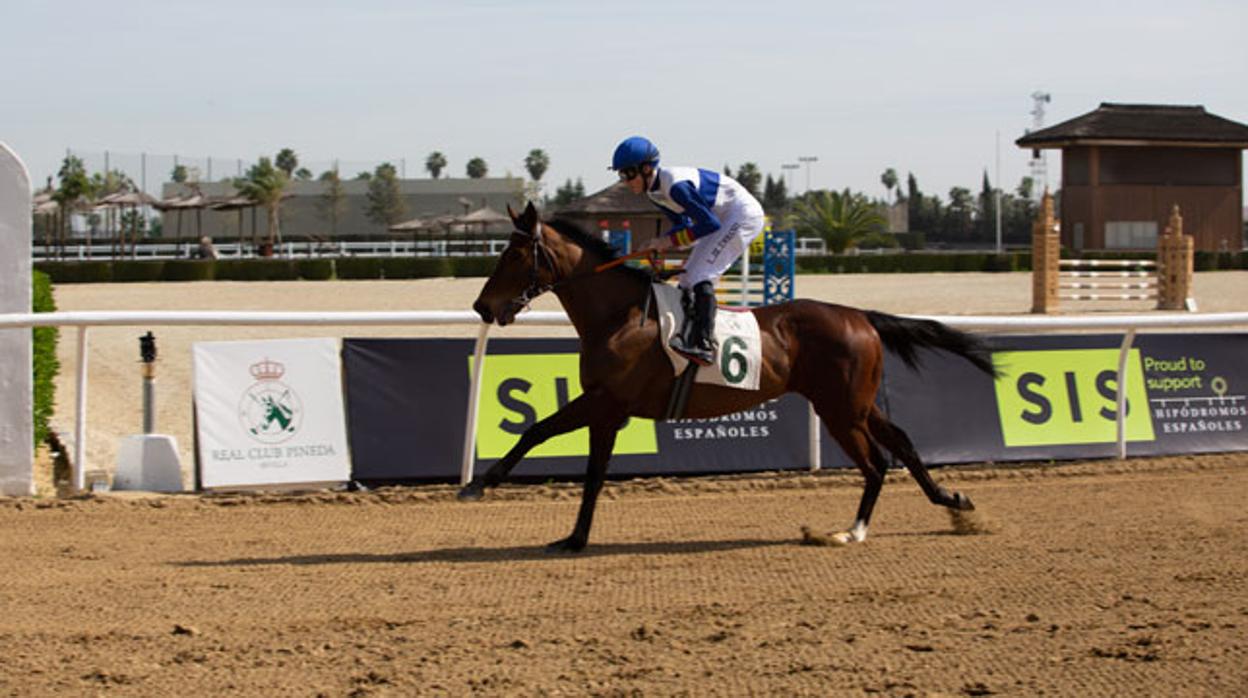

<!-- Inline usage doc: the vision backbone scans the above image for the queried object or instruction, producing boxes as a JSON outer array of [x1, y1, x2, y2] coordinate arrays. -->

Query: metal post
[[460, 323, 492, 485], [1115, 329, 1136, 459], [74, 326, 89, 492], [140, 332, 157, 434]]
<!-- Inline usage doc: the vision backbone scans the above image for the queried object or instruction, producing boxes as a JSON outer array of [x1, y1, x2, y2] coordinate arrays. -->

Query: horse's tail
[[864, 310, 997, 377]]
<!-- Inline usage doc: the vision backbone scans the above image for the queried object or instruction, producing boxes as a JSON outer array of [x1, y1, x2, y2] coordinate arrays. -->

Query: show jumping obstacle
[[1032, 194, 1194, 313]]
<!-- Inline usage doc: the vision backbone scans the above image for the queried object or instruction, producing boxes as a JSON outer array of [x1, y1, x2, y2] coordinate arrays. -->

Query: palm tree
[[881, 168, 898, 203], [275, 148, 299, 178], [236, 156, 290, 248], [789, 189, 886, 254], [524, 149, 550, 182], [425, 151, 448, 179], [466, 157, 488, 179], [53, 155, 92, 256]]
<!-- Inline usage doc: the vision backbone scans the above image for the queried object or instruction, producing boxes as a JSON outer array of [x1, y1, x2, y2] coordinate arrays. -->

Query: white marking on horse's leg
[[832, 519, 869, 545]]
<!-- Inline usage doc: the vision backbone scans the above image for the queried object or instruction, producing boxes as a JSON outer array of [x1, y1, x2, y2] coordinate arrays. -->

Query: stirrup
[[669, 336, 714, 367]]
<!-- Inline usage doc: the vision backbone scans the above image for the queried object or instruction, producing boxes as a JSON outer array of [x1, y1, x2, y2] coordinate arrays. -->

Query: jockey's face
[[620, 163, 653, 195]]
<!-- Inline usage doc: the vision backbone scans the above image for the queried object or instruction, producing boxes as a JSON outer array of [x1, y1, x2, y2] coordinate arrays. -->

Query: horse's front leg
[[547, 406, 628, 554], [457, 394, 594, 501]]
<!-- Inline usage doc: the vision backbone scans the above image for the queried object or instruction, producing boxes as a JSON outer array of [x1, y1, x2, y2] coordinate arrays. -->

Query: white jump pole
[[0, 142, 34, 496]]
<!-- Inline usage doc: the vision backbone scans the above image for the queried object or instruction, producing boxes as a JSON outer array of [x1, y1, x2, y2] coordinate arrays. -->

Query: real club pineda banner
[[193, 338, 351, 489], [342, 338, 844, 483]]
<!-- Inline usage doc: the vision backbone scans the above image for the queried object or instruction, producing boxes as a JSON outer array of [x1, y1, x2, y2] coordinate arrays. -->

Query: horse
[[460, 202, 995, 553]]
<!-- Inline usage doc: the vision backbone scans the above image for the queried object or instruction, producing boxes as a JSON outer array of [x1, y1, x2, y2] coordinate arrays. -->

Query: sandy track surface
[[47, 271, 1248, 481], [2, 454, 1245, 695]]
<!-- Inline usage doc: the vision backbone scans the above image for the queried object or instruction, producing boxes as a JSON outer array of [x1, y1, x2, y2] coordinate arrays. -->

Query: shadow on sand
[[175, 537, 793, 568]]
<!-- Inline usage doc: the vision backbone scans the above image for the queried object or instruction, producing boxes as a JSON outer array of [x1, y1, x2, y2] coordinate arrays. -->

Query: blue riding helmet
[[611, 136, 660, 170]]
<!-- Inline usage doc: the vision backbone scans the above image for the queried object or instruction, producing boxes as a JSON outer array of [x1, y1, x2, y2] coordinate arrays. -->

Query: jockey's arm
[[660, 181, 721, 247]]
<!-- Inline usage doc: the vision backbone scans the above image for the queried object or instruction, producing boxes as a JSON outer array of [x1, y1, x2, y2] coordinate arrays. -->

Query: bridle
[[505, 219, 562, 313]]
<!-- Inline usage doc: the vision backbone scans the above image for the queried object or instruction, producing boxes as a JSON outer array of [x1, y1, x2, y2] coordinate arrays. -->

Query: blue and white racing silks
[[647, 166, 763, 247], [647, 166, 766, 288]]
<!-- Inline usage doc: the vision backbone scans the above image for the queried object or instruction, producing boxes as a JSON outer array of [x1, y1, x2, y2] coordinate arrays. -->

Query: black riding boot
[[669, 281, 717, 366]]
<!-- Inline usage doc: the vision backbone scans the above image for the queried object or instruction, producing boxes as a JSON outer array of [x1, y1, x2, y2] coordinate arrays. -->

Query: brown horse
[[461, 202, 995, 552]]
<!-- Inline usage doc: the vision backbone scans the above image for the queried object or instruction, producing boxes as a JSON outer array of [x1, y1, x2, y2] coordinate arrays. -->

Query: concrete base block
[[114, 434, 184, 492]]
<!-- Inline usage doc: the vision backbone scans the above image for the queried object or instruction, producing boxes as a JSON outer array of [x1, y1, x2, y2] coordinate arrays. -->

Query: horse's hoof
[[953, 492, 975, 511], [457, 484, 484, 502], [545, 536, 587, 554]]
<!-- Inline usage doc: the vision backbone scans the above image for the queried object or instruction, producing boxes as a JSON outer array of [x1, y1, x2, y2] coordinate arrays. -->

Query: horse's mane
[[544, 218, 652, 283]]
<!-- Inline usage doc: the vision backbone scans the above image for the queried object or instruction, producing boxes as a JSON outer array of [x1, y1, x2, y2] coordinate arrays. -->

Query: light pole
[[780, 163, 799, 194], [798, 156, 818, 193]]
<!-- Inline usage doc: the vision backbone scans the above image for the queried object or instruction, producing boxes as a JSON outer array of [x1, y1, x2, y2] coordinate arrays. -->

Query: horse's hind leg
[[868, 407, 973, 511], [812, 399, 887, 544]]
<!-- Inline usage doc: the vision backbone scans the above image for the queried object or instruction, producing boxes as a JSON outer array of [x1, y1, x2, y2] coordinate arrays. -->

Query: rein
[[506, 223, 672, 319]]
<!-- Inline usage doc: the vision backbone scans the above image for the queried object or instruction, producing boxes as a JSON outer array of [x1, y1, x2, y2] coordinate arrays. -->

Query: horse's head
[[473, 201, 560, 326]]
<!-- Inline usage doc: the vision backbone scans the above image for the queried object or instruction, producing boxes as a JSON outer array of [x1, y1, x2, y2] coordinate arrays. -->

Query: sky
[[4, 0, 1247, 204]]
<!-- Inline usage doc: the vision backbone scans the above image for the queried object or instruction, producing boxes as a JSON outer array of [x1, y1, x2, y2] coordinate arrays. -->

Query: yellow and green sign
[[993, 348, 1155, 447], [469, 353, 659, 458]]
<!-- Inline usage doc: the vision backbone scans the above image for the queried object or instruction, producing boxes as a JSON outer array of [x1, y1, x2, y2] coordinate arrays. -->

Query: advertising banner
[[344, 333, 1248, 484], [873, 333, 1248, 464], [193, 338, 351, 489], [343, 338, 843, 483]]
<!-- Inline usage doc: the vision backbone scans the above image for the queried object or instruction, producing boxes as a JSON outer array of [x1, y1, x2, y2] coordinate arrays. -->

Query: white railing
[[32, 238, 511, 261], [3, 309, 1248, 492]]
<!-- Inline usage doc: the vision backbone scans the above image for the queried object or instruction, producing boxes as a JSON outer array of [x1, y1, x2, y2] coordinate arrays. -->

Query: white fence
[[33, 238, 512, 261], [3, 309, 1248, 495]]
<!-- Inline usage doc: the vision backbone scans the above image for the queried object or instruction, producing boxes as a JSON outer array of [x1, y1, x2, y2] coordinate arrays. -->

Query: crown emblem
[[250, 358, 285, 381]]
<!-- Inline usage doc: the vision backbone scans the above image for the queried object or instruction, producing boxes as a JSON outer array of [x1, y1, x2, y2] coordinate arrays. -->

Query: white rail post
[[1115, 329, 1137, 460], [0, 142, 34, 495], [460, 322, 492, 486], [74, 326, 90, 491]]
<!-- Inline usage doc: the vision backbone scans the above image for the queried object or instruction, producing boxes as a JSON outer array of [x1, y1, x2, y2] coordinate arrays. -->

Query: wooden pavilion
[[1017, 103, 1248, 252]]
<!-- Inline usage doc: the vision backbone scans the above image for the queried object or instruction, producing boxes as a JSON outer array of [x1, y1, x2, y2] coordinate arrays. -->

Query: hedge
[[33, 249, 1247, 284], [32, 271, 58, 449], [795, 252, 1032, 274]]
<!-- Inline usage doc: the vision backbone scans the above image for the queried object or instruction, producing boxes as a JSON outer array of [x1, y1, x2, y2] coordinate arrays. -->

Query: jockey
[[611, 135, 766, 366]]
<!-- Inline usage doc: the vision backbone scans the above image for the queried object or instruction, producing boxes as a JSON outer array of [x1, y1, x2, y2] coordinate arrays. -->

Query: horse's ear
[[506, 203, 518, 223], [514, 201, 538, 235]]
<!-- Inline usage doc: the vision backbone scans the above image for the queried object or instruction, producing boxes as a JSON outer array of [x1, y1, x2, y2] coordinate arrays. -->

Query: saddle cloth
[[652, 283, 762, 391]]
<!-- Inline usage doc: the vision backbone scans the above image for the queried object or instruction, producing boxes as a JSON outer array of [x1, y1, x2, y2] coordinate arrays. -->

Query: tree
[[466, 157, 488, 179], [425, 151, 448, 179], [53, 155, 92, 252], [170, 164, 188, 183], [551, 177, 585, 207], [275, 148, 298, 178], [761, 174, 788, 214], [977, 170, 996, 242], [235, 156, 290, 246], [881, 168, 898, 202], [524, 149, 550, 182], [317, 167, 347, 238], [789, 189, 886, 254], [295, 167, 313, 181], [946, 186, 975, 241], [733, 163, 762, 199], [364, 162, 408, 227]]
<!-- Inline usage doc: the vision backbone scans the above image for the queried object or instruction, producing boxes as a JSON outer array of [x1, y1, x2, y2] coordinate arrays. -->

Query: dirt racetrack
[[2, 454, 1246, 695], [11, 271, 1245, 694]]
